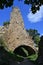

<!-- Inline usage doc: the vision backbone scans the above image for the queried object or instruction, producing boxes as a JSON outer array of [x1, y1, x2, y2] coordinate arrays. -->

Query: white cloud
[[27, 5, 43, 23], [41, 34, 43, 36]]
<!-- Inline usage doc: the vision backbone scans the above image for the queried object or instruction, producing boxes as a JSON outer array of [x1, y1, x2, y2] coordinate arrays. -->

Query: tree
[[34, 35, 40, 45], [19, 0, 43, 14], [3, 21, 10, 26], [26, 29, 40, 46], [26, 29, 40, 37], [0, 0, 43, 14], [24, 0, 42, 14], [0, 37, 5, 46], [0, 0, 13, 9], [37, 36, 43, 65]]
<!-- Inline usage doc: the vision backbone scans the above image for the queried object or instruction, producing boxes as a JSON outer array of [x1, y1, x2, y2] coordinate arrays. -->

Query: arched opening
[[13, 45, 35, 57]]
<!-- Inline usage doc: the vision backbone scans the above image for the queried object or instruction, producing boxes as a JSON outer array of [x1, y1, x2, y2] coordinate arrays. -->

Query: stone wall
[[0, 26, 5, 37], [0, 7, 36, 52]]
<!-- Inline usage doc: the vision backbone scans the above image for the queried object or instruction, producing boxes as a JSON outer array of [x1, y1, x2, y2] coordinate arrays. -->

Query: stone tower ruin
[[3, 7, 36, 52]]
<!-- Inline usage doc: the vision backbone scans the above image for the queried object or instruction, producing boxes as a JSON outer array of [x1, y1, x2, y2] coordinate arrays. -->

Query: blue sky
[[0, 0, 43, 35]]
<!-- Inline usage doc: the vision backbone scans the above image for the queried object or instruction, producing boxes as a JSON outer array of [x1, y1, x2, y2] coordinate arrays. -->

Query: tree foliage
[[37, 36, 43, 65], [26, 29, 40, 45], [18, 0, 43, 14], [3, 21, 10, 26], [0, 0, 13, 9], [0, 0, 43, 14], [24, 0, 43, 14], [26, 29, 40, 37], [0, 37, 5, 46], [34, 35, 40, 45]]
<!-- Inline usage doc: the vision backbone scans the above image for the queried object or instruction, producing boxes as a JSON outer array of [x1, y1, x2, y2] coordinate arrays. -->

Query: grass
[[27, 54, 38, 61], [14, 47, 38, 62], [14, 53, 38, 62]]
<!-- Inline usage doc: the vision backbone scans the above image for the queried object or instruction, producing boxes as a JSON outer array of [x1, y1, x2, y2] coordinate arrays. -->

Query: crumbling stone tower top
[[3, 7, 36, 52]]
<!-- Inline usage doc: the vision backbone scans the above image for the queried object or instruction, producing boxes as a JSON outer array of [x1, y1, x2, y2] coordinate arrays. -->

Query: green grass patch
[[27, 54, 38, 61], [14, 53, 38, 62]]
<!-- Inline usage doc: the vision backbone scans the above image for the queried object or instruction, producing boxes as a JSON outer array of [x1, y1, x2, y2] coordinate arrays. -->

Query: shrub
[[3, 21, 10, 26], [0, 38, 4, 46]]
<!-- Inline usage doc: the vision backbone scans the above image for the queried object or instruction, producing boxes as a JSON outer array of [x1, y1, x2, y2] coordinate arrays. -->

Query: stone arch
[[13, 45, 36, 57]]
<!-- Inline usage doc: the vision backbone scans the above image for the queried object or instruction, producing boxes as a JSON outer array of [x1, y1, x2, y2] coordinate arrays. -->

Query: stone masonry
[[2, 7, 36, 52]]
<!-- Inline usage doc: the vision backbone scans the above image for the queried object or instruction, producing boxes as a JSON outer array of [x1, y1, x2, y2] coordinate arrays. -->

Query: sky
[[0, 0, 43, 35]]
